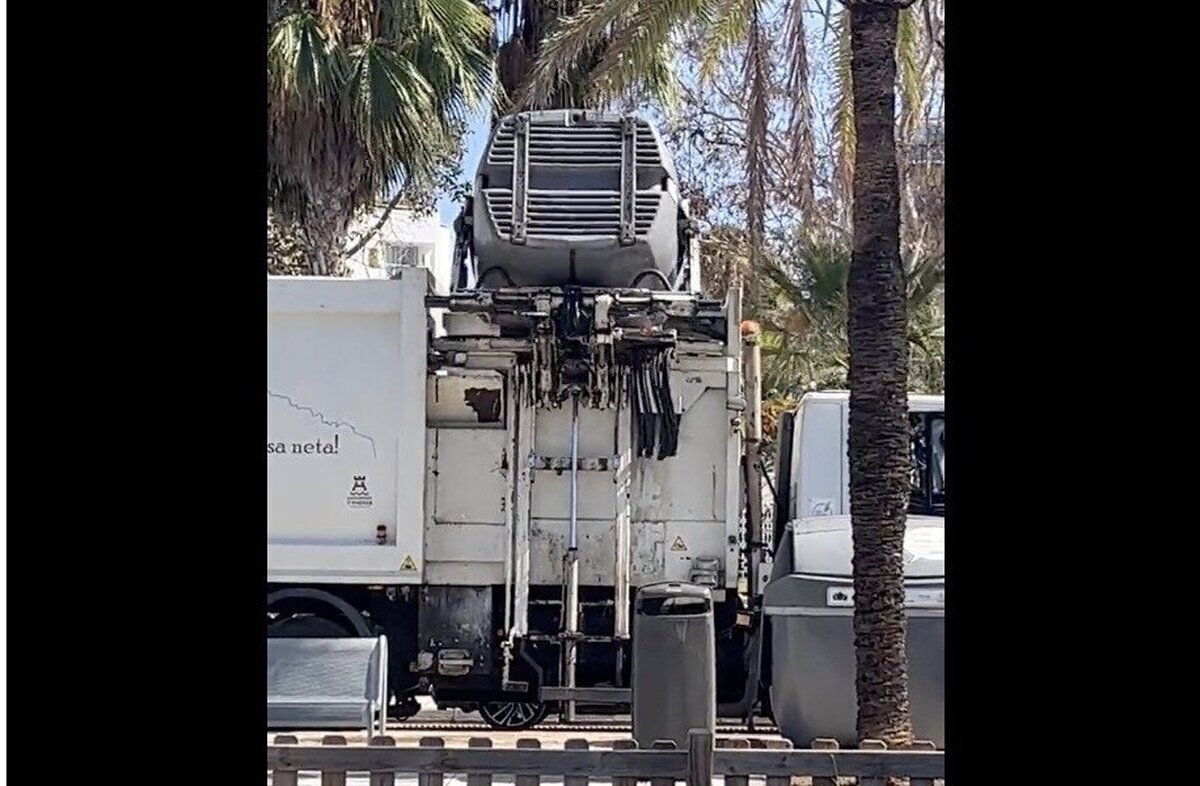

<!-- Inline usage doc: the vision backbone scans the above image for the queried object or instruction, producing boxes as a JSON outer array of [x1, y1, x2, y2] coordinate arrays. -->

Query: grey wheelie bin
[[765, 515, 945, 748], [631, 582, 716, 749]]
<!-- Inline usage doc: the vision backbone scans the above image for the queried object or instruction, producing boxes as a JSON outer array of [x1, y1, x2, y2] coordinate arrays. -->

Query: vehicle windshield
[[910, 412, 945, 514]]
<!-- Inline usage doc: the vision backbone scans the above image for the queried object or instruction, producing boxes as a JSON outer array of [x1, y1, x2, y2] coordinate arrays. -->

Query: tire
[[267, 614, 351, 638], [479, 700, 550, 731], [390, 696, 422, 721]]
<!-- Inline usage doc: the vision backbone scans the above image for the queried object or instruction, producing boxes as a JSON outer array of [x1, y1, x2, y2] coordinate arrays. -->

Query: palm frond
[[582, 0, 711, 107], [896, 4, 923, 142], [515, 0, 640, 108], [800, 237, 850, 308], [784, 0, 816, 214], [743, 2, 770, 309], [830, 6, 854, 205], [760, 254, 807, 305], [905, 253, 944, 307], [316, 0, 375, 42], [634, 40, 683, 113], [269, 11, 339, 103], [267, 0, 494, 272], [700, 0, 755, 82], [345, 42, 435, 170]]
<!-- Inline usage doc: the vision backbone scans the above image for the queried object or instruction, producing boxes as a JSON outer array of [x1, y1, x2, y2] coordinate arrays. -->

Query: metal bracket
[[619, 116, 637, 246], [539, 686, 632, 703], [512, 113, 530, 245], [436, 649, 474, 677]]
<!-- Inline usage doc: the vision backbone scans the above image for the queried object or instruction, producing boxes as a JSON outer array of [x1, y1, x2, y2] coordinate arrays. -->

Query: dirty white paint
[[269, 277, 743, 593], [267, 273, 429, 585], [904, 526, 944, 562]]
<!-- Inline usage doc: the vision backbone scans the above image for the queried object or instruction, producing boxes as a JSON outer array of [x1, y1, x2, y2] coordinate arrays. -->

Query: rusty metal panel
[[427, 370, 506, 428]]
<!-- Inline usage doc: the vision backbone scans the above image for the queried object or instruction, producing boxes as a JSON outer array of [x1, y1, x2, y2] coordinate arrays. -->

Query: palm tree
[[492, 0, 611, 112], [842, 0, 916, 749], [267, 0, 495, 275], [756, 234, 942, 399], [829, 1, 943, 261]]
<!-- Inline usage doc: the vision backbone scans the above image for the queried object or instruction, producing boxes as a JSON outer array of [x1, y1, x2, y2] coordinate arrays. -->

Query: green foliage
[[746, 232, 944, 446], [267, 0, 495, 272]]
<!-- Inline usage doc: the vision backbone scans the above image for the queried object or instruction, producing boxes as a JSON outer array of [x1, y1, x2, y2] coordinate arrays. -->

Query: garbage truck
[[266, 108, 944, 735], [268, 109, 773, 729]]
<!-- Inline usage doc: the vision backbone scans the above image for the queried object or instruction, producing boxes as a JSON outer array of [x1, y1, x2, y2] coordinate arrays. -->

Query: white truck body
[[422, 346, 742, 594], [267, 270, 743, 594], [267, 274, 430, 585]]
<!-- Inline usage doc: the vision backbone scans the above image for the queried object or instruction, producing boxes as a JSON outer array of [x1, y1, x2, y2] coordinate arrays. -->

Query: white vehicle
[[266, 108, 940, 733], [267, 268, 764, 728], [764, 391, 946, 746], [773, 391, 945, 531]]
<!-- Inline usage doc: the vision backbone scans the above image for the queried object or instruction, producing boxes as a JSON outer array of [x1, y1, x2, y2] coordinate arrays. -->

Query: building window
[[385, 243, 431, 277], [385, 243, 417, 268]]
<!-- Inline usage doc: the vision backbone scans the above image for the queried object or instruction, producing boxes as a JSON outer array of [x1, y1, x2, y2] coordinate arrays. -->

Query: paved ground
[[269, 698, 784, 747]]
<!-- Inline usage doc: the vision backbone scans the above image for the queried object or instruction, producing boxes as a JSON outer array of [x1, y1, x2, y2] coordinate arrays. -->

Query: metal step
[[539, 686, 631, 703], [526, 633, 625, 644], [529, 598, 614, 607], [529, 455, 623, 472]]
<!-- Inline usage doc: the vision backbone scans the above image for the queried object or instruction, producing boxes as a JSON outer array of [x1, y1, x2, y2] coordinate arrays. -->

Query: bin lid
[[636, 582, 712, 616], [790, 515, 944, 579]]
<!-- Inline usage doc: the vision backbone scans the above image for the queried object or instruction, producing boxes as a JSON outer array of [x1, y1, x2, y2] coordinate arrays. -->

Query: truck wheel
[[479, 701, 549, 730], [267, 614, 350, 638], [390, 696, 422, 721]]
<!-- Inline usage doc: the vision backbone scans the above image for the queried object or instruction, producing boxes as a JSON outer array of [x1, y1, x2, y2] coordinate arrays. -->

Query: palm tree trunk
[[297, 189, 354, 276], [844, 0, 914, 750]]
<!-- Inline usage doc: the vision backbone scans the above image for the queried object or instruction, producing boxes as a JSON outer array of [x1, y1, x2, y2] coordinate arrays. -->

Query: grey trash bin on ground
[[765, 515, 944, 748], [631, 582, 716, 750]]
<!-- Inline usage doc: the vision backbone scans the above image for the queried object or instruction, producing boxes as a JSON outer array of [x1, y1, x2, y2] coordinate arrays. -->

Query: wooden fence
[[267, 731, 944, 786]]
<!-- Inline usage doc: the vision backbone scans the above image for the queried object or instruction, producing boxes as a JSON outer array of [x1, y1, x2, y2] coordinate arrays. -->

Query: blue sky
[[437, 108, 492, 225]]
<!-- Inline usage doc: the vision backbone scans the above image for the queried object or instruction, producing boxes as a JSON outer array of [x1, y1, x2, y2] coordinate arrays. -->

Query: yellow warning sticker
[[400, 555, 418, 571], [671, 535, 688, 552]]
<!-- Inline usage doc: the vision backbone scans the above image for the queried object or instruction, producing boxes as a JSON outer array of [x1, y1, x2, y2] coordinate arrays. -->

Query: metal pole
[[570, 395, 580, 550], [741, 322, 765, 596], [562, 394, 581, 721], [613, 393, 631, 644]]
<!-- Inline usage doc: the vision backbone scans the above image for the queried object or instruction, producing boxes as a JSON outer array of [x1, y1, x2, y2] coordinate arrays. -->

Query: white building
[[344, 206, 454, 293]]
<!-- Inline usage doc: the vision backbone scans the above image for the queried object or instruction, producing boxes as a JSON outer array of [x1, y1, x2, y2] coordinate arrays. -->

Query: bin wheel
[[479, 700, 550, 730]]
